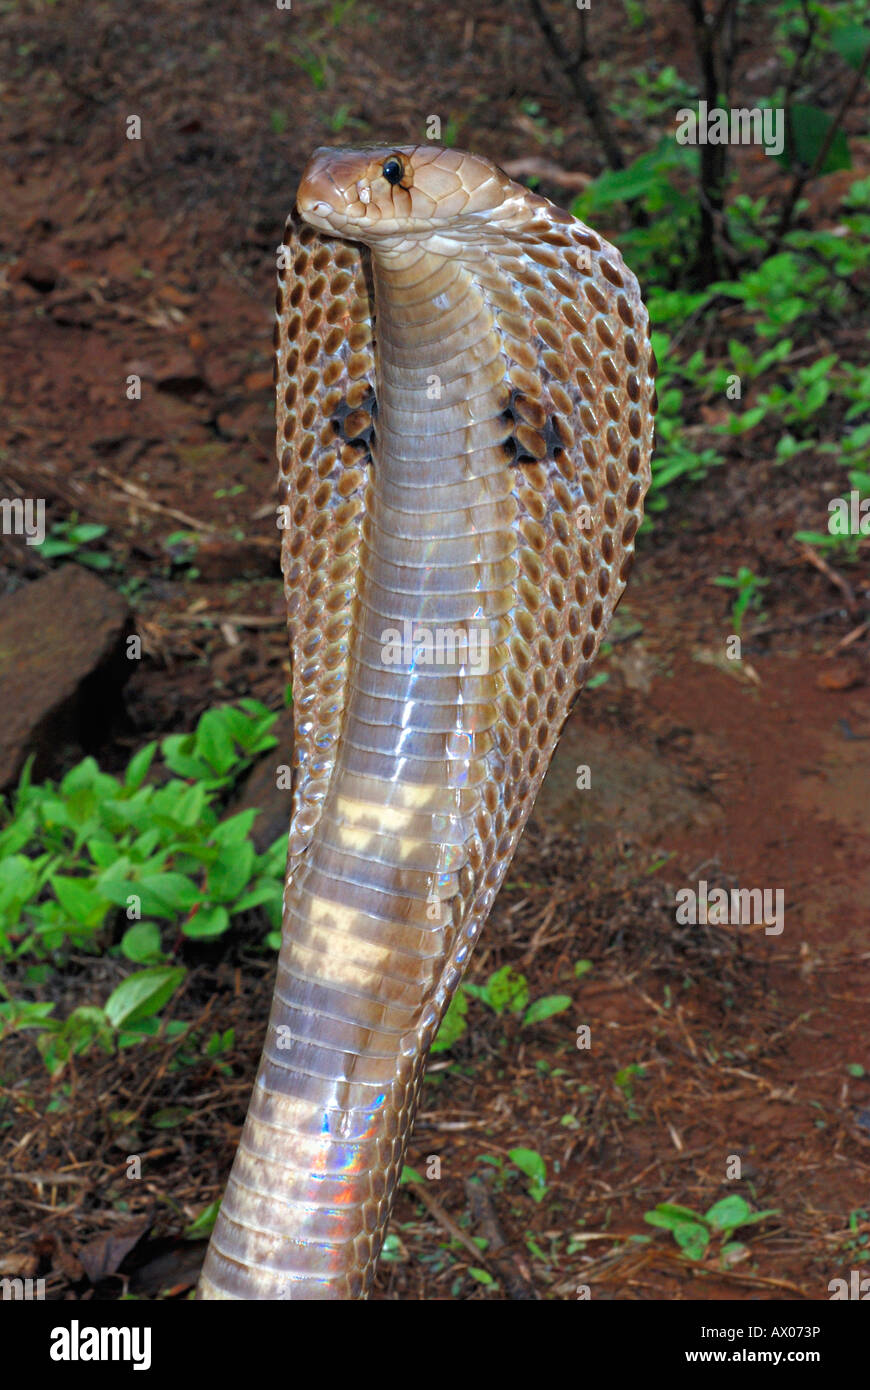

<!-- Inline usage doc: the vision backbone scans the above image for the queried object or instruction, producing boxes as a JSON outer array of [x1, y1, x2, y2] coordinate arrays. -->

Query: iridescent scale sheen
[[199, 144, 655, 1300]]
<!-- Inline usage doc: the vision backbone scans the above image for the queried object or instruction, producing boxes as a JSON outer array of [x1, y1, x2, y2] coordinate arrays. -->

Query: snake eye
[[382, 156, 404, 187]]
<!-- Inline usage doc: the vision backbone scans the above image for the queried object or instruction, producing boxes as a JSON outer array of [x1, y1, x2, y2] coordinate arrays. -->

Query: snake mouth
[[296, 197, 339, 233]]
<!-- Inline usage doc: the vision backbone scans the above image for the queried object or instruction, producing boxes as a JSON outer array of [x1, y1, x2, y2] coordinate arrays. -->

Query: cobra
[[198, 143, 656, 1299]]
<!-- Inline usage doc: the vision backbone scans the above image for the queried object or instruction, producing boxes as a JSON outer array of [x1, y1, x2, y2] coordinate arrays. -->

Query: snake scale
[[198, 143, 656, 1299]]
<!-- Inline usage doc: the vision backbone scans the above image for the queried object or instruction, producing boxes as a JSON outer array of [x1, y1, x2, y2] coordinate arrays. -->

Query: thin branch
[[770, 42, 870, 249], [683, 0, 733, 281], [526, 0, 625, 170]]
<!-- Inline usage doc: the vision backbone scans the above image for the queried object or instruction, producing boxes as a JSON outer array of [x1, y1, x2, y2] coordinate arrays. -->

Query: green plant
[[428, 967, 572, 1050], [646, 330, 724, 500], [288, 47, 329, 89], [0, 702, 286, 1073], [839, 1208, 870, 1263], [508, 1147, 548, 1203], [35, 518, 112, 570], [713, 566, 769, 635], [644, 1196, 779, 1263], [573, 139, 701, 287], [431, 964, 572, 1053], [794, 464, 870, 565]]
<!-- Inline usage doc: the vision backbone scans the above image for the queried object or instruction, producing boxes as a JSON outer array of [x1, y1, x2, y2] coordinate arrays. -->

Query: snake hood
[[199, 144, 655, 1299]]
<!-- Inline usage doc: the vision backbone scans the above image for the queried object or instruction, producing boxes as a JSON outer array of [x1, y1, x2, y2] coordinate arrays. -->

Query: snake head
[[296, 143, 520, 246]]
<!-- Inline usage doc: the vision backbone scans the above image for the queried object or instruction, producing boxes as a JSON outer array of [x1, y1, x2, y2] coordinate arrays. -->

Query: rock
[[535, 709, 716, 845], [228, 701, 712, 858], [0, 567, 132, 789]]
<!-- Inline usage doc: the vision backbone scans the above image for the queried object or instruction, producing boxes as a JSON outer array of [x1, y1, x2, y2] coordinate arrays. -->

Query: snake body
[[199, 144, 655, 1299]]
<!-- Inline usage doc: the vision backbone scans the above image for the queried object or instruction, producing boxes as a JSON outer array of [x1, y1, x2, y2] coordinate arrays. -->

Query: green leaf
[[644, 1203, 704, 1231], [832, 24, 870, 72], [182, 904, 230, 939], [132, 872, 201, 917], [204, 844, 254, 904], [705, 1195, 751, 1231], [673, 1221, 710, 1260], [50, 874, 108, 928], [211, 809, 259, 846], [780, 104, 851, 175], [233, 879, 283, 914], [508, 1147, 547, 1201], [0, 999, 56, 1031], [468, 1267, 495, 1285], [184, 1200, 220, 1238], [120, 921, 164, 963], [104, 966, 185, 1027], [484, 964, 529, 1016], [195, 709, 238, 775], [523, 994, 572, 1027], [69, 523, 107, 544]]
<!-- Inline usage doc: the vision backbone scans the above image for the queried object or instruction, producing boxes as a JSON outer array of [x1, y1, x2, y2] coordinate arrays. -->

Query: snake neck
[[199, 243, 517, 1301], [200, 182, 654, 1297]]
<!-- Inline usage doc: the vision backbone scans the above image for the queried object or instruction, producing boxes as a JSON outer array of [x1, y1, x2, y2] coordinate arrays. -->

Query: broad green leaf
[[69, 523, 107, 544], [523, 994, 572, 1027], [104, 966, 185, 1027], [0, 999, 56, 1030], [182, 904, 230, 939], [832, 24, 870, 72], [233, 879, 283, 913], [120, 921, 164, 963], [51, 874, 109, 928], [195, 709, 238, 775], [184, 1201, 220, 1239], [780, 104, 851, 175], [508, 1147, 547, 1201], [705, 1195, 751, 1231], [211, 809, 259, 846], [123, 741, 157, 791], [204, 842, 255, 903], [673, 1221, 710, 1260], [645, 1203, 704, 1231], [132, 872, 201, 917]]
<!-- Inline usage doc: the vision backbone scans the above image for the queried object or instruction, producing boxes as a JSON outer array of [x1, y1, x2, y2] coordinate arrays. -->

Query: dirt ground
[[1, 0, 868, 1300]]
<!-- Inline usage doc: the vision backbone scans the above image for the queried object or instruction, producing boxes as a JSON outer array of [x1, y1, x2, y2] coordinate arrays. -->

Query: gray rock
[[0, 566, 132, 789]]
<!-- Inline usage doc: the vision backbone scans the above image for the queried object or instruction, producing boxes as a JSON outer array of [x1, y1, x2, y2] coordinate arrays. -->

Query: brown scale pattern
[[201, 146, 655, 1301], [275, 209, 376, 881], [413, 212, 655, 1043]]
